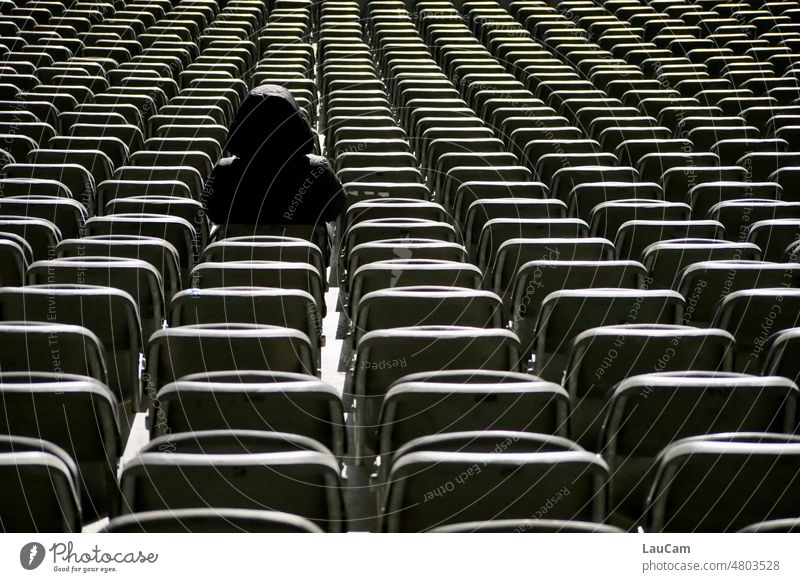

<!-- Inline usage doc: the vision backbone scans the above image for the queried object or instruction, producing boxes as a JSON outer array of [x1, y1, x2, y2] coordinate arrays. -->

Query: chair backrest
[[763, 327, 800, 387], [646, 433, 800, 532], [154, 372, 345, 459], [511, 260, 646, 354], [145, 323, 316, 396], [0, 284, 142, 412], [119, 442, 344, 531], [567, 323, 736, 447], [614, 219, 725, 260], [605, 371, 799, 522], [679, 261, 800, 326], [27, 256, 165, 339], [0, 371, 120, 523], [354, 285, 502, 345], [383, 447, 608, 531], [0, 435, 81, 532], [715, 288, 800, 373], [353, 326, 522, 461], [102, 508, 323, 533], [642, 239, 762, 289], [534, 289, 685, 382], [379, 371, 569, 473]]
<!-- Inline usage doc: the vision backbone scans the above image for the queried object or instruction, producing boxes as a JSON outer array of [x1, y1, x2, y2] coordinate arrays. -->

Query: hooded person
[[205, 84, 345, 226]]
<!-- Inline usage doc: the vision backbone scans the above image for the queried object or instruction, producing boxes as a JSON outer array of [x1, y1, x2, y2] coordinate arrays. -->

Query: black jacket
[[205, 84, 345, 226]]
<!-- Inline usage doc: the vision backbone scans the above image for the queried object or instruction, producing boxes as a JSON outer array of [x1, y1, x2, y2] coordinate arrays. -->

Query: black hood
[[224, 84, 315, 160]]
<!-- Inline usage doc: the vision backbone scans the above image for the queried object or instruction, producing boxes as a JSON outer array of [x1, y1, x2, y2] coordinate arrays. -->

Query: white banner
[[0, 534, 798, 581]]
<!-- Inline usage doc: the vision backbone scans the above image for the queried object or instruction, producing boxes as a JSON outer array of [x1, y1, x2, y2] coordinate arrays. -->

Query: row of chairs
[[5, 366, 800, 532], [2, 0, 800, 533]]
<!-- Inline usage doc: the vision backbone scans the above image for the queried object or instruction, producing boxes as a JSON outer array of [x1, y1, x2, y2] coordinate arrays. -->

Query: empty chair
[[26, 256, 164, 340], [678, 261, 800, 326], [476, 218, 590, 271], [344, 259, 483, 332], [0, 215, 61, 261], [688, 181, 782, 217], [0, 196, 86, 241], [763, 327, 800, 386], [169, 286, 322, 364], [747, 219, 800, 261], [0, 321, 106, 385], [118, 434, 345, 532], [351, 286, 502, 349], [532, 289, 684, 382], [710, 200, 800, 242], [0, 434, 81, 532], [568, 182, 664, 222], [567, 325, 735, 450], [738, 519, 800, 533], [201, 236, 324, 276], [351, 326, 521, 462], [0, 236, 27, 287], [102, 509, 323, 533], [512, 260, 646, 350], [715, 288, 800, 373], [743, 152, 800, 182], [645, 433, 800, 532], [191, 261, 324, 316], [662, 166, 748, 203], [145, 323, 316, 398], [643, 239, 762, 289], [152, 370, 345, 460], [429, 520, 623, 533], [0, 371, 120, 523], [378, 370, 569, 480], [84, 214, 196, 285], [0, 285, 142, 417], [590, 200, 690, 241], [604, 372, 798, 528], [615, 219, 725, 260], [382, 434, 609, 532]]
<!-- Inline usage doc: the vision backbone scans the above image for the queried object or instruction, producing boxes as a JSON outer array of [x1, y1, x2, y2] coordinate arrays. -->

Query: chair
[[661, 166, 748, 203], [26, 256, 165, 341], [715, 288, 800, 373], [604, 373, 798, 527], [152, 370, 345, 460], [118, 440, 345, 531], [0, 371, 120, 523], [747, 219, 800, 261], [0, 215, 61, 260], [351, 326, 521, 462], [145, 323, 316, 399], [568, 181, 664, 222], [532, 289, 684, 382], [739, 518, 800, 533], [567, 324, 735, 450], [0, 285, 142, 417], [0, 196, 86, 241], [614, 219, 724, 260], [102, 509, 323, 533], [0, 434, 81, 532], [428, 519, 623, 533], [382, 438, 609, 532], [645, 433, 800, 532], [0, 236, 27, 287], [679, 261, 800, 326], [378, 370, 569, 480]]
